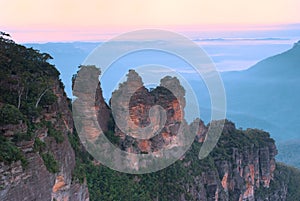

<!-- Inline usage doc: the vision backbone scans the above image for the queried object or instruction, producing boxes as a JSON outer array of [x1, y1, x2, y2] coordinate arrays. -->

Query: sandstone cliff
[[1, 33, 300, 201], [185, 120, 280, 201], [87, 69, 298, 201], [111, 70, 186, 154], [0, 34, 89, 201]]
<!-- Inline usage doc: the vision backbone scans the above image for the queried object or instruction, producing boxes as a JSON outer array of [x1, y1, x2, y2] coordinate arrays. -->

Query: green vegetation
[[68, 129, 92, 184], [41, 152, 59, 173], [255, 163, 300, 201], [70, 124, 216, 201], [33, 137, 46, 153], [47, 124, 64, 143], [42, 120, 64, 143], [79, 139, 219, 201], [75, 120, 300, 201], [68, 130, 91, 163], [103, 130, 119, 145], [72, 159, 86, 184], [1, 32, 300, 201], [85, 163, 152, 201], [0, 32, 59, 117], [0, 33, 62, 173], [283, 165, 300, 201], [38, 90, 57, 106], [0, 104, 24, 125], [13, 131, 34, 142], [13, 125, 35, 142], [0, 136, 27, 167], [212, 122, 275, 161]]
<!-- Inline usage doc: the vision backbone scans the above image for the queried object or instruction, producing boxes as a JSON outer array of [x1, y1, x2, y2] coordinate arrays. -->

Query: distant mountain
[[245, 40, 300, 76], [221, 41, 300, 166], [277, 140, 300, 168], [221, 40, 300, 140]]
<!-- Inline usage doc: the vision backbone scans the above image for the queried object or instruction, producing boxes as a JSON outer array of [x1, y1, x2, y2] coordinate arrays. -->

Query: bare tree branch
[[35, 88, 49, 108]]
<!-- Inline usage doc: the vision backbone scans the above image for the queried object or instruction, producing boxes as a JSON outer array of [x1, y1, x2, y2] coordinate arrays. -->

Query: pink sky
[[1, 0, 300, 42]]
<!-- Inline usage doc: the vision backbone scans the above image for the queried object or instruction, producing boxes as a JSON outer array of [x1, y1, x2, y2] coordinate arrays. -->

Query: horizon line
[[2, 23, 300, 43]]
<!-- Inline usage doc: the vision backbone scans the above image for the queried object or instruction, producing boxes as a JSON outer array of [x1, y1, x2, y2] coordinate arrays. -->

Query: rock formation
[[1, 33, 300, 201], [0, 34, 89, 201], [91, 69, 297, 201]]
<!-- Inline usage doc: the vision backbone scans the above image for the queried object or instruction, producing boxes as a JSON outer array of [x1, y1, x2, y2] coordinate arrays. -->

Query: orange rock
[[52, 176, 66, 193], [138, 140, 151, 153], [221, 172, 229, 192]]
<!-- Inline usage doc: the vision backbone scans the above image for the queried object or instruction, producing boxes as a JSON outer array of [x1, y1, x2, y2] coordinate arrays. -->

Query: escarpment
[[0, 34, 89, 201], [1, 33, 300, 201], [89, 69, 298, 201]]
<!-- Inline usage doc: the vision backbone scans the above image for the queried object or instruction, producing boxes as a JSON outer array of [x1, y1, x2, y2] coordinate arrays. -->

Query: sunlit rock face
[[94, 70, 283, 201], [110, 70, 185, 154]]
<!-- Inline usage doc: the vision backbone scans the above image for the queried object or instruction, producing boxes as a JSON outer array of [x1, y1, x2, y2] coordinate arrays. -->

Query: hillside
[[220, 41, 300, 167], [1, 33, 300, 201], [75, 66, 300, 201], [245, 40, 300, 76], [0, 33, 89, 200]]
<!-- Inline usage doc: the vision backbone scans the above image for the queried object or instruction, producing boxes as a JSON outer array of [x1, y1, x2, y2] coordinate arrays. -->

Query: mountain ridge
[[1, 33, 300, 200], [244, 40, 300, 76]]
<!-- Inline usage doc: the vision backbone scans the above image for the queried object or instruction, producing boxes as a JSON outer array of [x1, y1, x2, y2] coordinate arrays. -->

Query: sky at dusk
[[1, 0, 300, 42]]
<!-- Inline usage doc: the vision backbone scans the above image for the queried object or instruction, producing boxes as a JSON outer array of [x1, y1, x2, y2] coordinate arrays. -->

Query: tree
[[34, 76, 54, 108], [0, 31, 11, 37]]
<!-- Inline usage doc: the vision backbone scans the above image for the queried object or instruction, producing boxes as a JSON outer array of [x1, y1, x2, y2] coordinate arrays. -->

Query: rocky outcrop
[[94, 70, 288, 201], [2, 34, 299, 201], [111, 70, 186, 154], [184, 120, 281, 201]]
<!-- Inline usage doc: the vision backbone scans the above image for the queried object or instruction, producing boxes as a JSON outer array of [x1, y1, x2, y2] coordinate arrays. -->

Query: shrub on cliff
[[41, 152, 59, 173], [0, 104, 24, 125]]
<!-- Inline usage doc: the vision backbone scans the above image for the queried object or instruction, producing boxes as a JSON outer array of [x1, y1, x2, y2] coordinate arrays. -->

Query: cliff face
[[90, 69, 292, 201], [111, 70, 186, 154], [186, 120, 280, 201], [0, 81, 89, 201], [1, 34, 299, 201], [0, 35, 89, 201]]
